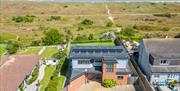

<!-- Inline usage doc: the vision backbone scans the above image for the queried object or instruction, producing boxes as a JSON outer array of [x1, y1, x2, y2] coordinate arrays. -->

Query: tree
[[88, 34, 94, 40], [81, 19, 93, 25], [53, 50, 66, 59], [106, 21, 113, 27], [6, 41, 20, 54], [42, 29, 63, 45], [102, 79, 117, 88]]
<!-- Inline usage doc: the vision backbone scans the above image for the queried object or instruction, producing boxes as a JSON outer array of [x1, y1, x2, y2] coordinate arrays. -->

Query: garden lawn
[[39, 65, 56, 91], [41, 47, 58, 59], [0, 44, 7, 59], [16, 47, 41, 55], [71, 42, 114, 46], [57, 76, 66, 91]]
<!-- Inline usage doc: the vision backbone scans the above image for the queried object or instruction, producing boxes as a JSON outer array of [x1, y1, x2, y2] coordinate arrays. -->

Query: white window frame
[[160, 60, 168, 65], [154, 74, 160, 78], [168, 74, 175, 79]]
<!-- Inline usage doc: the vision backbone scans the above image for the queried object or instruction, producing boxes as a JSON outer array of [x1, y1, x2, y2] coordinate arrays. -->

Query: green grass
[[71, 42, 114, 46], [0, 44, 7, 59], [57, 76, 66, 91], [39, 65, 56, 91], [16, 47, 41, 55], [41, 47, 58, 59]]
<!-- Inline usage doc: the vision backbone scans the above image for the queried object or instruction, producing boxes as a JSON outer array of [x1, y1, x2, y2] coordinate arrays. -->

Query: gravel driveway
[[76, 81, 136, 91]]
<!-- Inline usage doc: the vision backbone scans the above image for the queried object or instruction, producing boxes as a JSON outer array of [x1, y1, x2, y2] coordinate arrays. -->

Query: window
[[160, 60, 168, 65], [168, 74, 175, 79], [117, 76, 124, 80], [154, 74, 160, 78], [106, 64, 114, 72], [78, 60, 90, 64]]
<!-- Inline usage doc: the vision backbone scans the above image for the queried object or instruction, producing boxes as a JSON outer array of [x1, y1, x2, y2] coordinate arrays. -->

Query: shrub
[[75, 35, 88, 41], [27, 67, 39, 85], [47, 16, 61, 21], [153, 13, 177, 18], [31, 40, 41, 46], [102, 79, 117, 88], [106, 21, 113, 27], [88, 34, 94, 40], [6, 41, 21, 54], [120, 27, 135, 37], [12, 15, 35, 23], [19, 83, 24, 91], [161, 27, 170, 31], [81, 19, 93, 25], [53, 50, 66, 59]]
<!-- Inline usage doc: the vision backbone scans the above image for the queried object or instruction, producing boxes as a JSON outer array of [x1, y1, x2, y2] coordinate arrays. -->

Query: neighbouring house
[[66, 46, 132, 91], [138, 39, 180, 85], [0, 55, 40, 91]]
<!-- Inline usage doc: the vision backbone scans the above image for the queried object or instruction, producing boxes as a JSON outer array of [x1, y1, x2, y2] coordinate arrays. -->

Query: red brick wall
[[102, 63, 117, 80], [68, 74, 96, 91], [102, 63, 128, 85], [116, 75, 128, 85]]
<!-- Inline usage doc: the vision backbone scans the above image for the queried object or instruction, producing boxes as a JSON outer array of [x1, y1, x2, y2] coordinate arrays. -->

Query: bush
[[106, 21, 113, 27], [6, 41, 21, 54], [53, 50, 66, 59], [31, 40, 41, 46], [75, 35, 88, 41], [120, 27, 135, 37], [19, 83, 24, 91], [81, 19, 93, 25], [88, 34, 94, 40], [27, 67, 39, 85], [153, 13, 177, 18], [47, 16, 61, 21], [102, 79, 117, 88], [161, 27, 170, 31], [12, 15, 36, 23]]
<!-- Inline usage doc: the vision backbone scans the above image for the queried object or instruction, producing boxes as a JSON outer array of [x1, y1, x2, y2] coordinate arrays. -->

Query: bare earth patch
[[76, 81, 136, 91]]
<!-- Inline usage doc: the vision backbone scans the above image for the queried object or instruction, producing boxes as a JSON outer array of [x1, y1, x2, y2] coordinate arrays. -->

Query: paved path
[[24, 64, 46, 91], [38, 46, 46, 55]]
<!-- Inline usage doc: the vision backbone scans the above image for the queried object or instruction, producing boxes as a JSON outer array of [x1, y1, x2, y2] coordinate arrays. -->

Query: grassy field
[[0, 44, 7, 59], [39, 65, 56, 91], [41, 47, 58, 59], [16, 47, 41, 55], [0, 2, 180, 45]]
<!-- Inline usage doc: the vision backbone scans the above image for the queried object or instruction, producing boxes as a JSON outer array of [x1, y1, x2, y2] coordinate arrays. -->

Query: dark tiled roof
[[68, 67, 102, 81], [0, 55, 40, 91], [143, 38, 180, 59], [69, 46, 128, 59]]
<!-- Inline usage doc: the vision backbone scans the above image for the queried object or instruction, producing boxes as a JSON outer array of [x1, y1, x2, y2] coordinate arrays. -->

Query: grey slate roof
[[150, 65, 180, 73], [143, 38, 180, 59], [143, 39, 180, 73], [69, 46, 128, 59]]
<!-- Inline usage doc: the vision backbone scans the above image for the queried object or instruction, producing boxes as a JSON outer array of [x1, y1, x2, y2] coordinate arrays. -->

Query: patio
[[76, 81, 136, 91]]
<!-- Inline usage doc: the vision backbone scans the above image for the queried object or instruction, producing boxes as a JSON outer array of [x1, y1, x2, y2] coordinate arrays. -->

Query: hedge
[[27, 66, 39, 85]]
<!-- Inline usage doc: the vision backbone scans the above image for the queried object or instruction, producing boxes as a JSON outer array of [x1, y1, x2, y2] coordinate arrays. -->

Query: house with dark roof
[[138, 39, 180, 85], [67, 46, 131, 91]]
